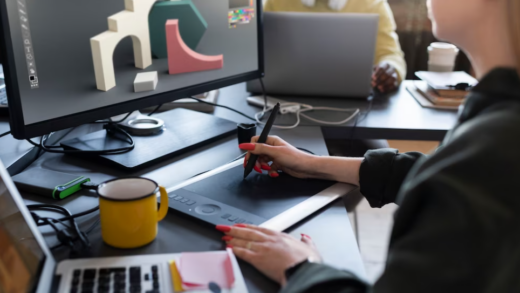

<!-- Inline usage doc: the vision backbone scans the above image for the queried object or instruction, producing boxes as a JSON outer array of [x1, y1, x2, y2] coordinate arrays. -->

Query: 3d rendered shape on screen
[[134, 71, 158, 92], [149, 0, 208, 59], [90, 0, 156, 92], [166, 19, 223, 75]]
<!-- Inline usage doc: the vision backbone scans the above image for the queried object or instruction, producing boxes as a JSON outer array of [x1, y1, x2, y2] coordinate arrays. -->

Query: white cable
[[255, 102, 360, 129]]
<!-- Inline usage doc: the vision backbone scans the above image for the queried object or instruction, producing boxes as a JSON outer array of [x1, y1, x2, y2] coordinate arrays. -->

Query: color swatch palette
[[228, 8, 255, 28]]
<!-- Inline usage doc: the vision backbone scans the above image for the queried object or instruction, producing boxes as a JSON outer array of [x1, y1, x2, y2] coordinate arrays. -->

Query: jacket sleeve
[[359, 148, 425, 208], [370, 1, 407, 82], [280, 262, 368, 293]]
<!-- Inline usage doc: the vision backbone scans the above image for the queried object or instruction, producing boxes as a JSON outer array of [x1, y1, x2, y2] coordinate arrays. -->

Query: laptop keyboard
[[69, 264, 161, 293]]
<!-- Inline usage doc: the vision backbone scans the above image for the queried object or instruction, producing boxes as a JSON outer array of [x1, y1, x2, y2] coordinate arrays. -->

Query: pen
[[244, 103, 280, 179]]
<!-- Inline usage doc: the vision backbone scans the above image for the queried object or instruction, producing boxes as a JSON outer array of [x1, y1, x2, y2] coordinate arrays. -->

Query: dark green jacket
[[282, 68, 520, 293]]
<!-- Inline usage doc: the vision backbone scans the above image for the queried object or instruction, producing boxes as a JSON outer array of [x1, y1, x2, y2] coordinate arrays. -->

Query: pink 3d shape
[[166, 19, 223, 75]]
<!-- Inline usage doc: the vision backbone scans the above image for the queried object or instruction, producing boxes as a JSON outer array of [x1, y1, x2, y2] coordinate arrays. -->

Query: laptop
[[0, 159, 247, 293], [247, 12, 379, 98]]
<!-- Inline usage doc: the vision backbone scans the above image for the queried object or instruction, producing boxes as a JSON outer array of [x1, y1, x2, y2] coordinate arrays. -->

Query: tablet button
[[221, 214, 231, 219], [195, 204, 221, 215], [235, 218, 246, 223], [228, 216, 238, 221]]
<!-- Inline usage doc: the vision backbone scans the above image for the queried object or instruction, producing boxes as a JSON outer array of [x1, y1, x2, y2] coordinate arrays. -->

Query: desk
[[0, 80, 456, 291], [1, 123, 366, 292], [214, 81, 459, 141]]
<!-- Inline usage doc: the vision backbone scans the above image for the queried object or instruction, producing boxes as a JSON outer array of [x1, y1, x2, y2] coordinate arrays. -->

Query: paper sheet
[[415, 71, 478, 89], [177, 249, 235, 291]]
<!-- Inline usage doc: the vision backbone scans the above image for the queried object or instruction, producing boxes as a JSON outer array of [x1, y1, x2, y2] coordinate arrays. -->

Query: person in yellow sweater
[[264, 0, 407, 93]]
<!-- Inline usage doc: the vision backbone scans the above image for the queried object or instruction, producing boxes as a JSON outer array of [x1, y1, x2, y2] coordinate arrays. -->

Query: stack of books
[[414, 71, 478, 107]]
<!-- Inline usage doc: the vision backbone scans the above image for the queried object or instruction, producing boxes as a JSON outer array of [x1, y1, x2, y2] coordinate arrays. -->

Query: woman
[[216, 0, 520, 291], [264, 0, 406, 93]]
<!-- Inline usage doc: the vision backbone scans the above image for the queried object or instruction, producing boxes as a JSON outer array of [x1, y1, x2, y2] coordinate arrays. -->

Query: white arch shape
[[90, 0, 157, 91]]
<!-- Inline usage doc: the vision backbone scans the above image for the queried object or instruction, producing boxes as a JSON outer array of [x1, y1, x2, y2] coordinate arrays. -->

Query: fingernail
[[270, 172, 279, 178], [216, 225, 232, 233], [254, 166, 262, 173], [234, 224, 247, 228], [239, 143, 256, 151], [222, 236, 233, 241], [243, 158, 247, 168], [261, 164, 271, 171], [301, 233, 311, 239], [226, 245, 233, 248]]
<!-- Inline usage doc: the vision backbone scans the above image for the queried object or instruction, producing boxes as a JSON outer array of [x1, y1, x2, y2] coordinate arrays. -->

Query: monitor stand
[[60, 108, 238, 170], [116, 110, 165, 136]]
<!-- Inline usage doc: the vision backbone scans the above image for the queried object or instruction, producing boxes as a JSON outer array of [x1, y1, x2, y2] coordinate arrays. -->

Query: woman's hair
[[509, 0, 520, 74]]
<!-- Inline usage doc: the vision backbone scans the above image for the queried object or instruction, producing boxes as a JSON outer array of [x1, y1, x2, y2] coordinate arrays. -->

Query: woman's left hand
[[217, 224, 322, 286]]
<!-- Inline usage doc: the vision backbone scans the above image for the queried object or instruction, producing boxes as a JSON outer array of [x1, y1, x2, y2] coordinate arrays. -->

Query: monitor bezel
[[0, 0, 264, 139]]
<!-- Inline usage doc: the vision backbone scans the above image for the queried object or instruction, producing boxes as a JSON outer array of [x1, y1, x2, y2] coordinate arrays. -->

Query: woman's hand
[[372, 61, 399, 93], [217, 224, 322, 286], [239, 135, 317, 178]]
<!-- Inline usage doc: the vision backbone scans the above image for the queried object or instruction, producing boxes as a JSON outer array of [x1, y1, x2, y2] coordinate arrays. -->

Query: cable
[[29, 204, 93, 256], [188, 96, 256, 121], [255, 78, 360, 129], [91, 111, 133, 124], [148, 104, 163, 116], [254, 103, 360, 129], [32, 205, 99, 224], [258, 78, 268, 120], [85, 218, 100, 234], [0, 130, 10, 138], [26, 124, 134, 155], [348, 94, 374, 145]]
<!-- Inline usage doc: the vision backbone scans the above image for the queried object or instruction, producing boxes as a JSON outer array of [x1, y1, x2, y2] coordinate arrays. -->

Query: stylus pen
[[244, 103, 281, 179]]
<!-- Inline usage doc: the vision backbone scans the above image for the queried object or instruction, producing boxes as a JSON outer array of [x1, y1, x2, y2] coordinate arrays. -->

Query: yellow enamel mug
[[97, 178, 168, 249]]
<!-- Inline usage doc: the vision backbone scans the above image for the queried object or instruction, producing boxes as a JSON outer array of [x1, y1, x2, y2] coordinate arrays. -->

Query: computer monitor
[[0, 0, 263, 139]]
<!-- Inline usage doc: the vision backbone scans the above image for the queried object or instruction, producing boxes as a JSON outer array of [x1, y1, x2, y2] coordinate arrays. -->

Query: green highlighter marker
[[52, 176, 91, 200]]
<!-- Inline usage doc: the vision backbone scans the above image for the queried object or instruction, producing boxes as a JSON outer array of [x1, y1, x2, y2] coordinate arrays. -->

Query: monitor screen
[[0, 0, 262, 138], [0, 176, 45, 293]]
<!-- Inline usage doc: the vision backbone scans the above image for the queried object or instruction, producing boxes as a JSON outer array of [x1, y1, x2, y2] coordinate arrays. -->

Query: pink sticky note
[[178, 249, 235, 290]]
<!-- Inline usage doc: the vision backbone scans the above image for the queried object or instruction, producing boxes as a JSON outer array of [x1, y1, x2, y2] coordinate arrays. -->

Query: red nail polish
[[254, 166, 262, 173], [239, 143, 256, 151], [270, 172, 279, 178], [243, 158, 247, 168], [226, 245, 233, 248], [234, 224, 247, 228], [222, 236, 233, 241], [261, 164, 271, 171], [216, 225, 232, 233], [301, 233, 311, 239]]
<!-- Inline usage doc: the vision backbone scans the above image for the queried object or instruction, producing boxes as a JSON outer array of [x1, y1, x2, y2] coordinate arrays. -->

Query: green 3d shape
[[149, 0, 208, 59]]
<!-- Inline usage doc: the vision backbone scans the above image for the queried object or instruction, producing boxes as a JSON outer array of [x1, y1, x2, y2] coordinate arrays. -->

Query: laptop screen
[[0, 176, 45, 293]]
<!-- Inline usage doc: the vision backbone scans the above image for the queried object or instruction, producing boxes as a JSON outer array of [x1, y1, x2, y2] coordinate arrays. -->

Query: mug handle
[[157, 186, 169, 221]]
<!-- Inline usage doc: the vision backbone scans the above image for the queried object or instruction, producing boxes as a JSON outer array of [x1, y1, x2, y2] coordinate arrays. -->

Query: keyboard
[[68, 264, 161, 293]]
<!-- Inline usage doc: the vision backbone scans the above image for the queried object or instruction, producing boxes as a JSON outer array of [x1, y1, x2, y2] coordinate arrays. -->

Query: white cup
[[428, 42, 459, 72]]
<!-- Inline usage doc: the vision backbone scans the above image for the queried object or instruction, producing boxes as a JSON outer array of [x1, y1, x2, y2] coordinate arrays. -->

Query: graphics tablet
[[164, 160, 356, 231]]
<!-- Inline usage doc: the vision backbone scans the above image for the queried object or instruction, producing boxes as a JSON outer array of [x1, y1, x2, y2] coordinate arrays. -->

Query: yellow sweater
[[264, 0, 407, 82]]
